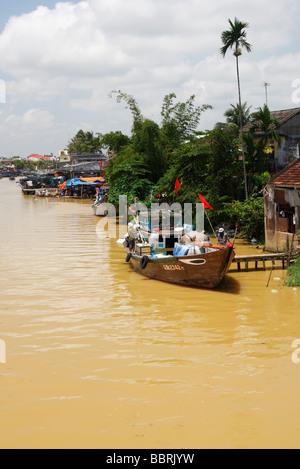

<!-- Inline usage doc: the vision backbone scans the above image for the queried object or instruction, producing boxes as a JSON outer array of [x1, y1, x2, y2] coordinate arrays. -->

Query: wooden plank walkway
[[231, 253, 293, 271]]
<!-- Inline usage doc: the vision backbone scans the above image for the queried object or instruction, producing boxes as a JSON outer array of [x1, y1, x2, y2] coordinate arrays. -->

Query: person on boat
[[95, 187, 103, 202], [217, 228, 229, 246]]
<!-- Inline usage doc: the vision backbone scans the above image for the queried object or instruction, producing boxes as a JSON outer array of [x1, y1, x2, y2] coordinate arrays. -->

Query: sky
[[0, 0, 300, 158]]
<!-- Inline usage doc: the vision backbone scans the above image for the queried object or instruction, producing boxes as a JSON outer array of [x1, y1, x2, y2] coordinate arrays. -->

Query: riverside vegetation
[[67, 91, 277, 244]]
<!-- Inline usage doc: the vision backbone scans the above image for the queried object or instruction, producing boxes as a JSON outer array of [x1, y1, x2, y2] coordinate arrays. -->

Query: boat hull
[[129, 246, 235, 289]]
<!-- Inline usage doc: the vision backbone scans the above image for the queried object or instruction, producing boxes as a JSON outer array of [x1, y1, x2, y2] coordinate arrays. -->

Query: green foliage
[[99, 131, 130, 154], [65, 88, 270, 243], [223, 196, 265, 241], [109, 90, 143, 135], [161, 93, 212, 150], [206, 126, 242, 199], [220, 18, 252, 57], [133, 119, 164, 183], [284, 255, 300, 287], [105, 145, 152, 208], [67, 130, 101, 154], [250, 104, 280, 140], [249, 171, 271, 196], [14, 159, 53, 170], [224, 102, 252, 126]]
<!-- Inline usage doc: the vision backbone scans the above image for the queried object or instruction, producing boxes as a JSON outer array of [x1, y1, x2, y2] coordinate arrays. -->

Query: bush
[[223, 196, 265, 242], [284, 255, 300, 287]]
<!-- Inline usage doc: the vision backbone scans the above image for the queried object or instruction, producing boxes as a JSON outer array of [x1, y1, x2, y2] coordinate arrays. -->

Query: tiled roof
[[243, 107, 300, 133], [27, 154, 44, 159], [269, 158, 300, 186]]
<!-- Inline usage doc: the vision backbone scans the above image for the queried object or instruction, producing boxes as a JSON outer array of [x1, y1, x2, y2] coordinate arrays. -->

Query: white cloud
[[0, 0, 300, 156]]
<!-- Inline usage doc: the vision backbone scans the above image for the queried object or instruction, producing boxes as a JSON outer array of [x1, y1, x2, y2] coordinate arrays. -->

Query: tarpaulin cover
[[65, 178, 104, 187], [80, 177, 105, 183], [173, 243, 191, 256]]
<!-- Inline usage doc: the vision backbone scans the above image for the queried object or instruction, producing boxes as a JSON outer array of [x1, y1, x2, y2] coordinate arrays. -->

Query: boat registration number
[[163, 264, 185, 271]]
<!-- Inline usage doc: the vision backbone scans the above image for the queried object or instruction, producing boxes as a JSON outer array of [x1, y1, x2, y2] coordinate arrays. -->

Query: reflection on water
[[0, 178, 300, 449]]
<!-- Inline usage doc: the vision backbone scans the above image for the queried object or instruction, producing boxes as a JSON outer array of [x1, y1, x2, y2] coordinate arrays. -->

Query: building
[[69, 152, 106, 166], [58, 150, 70, 164], [57, 151, 106, 170], [27, 154, 52, 162], [264, 158, 300, 252], [243, 107, 300, 171]]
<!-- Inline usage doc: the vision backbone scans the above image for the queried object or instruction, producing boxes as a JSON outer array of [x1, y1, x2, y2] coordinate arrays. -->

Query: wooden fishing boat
[[127, 244, 235, 289], [118, 208, 235, 289]]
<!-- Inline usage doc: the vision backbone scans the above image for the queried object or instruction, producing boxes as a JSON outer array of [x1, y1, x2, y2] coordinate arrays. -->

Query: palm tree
[[224, 102, 252, 127], [250, 104, 280, 139], [250, 104, 280, 171], [221, 18, 252, 198]]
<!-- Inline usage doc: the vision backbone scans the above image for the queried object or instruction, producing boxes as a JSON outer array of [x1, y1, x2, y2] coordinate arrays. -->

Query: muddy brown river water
[[0, 178, 300, 449]]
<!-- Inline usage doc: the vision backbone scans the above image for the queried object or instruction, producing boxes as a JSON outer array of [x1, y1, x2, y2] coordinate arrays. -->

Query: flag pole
[[205, 210, 217, 239]]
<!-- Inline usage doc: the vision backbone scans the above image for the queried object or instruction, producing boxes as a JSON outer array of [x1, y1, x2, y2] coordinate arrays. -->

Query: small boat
[[117, 209, 235, 289], [92, 194, 108, 216]]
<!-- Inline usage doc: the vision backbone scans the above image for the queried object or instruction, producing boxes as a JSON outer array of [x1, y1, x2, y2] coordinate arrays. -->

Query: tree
[[221, 17, 252, 199], [224, 102, 252, 126], [110, 90, 212, 182], [250, 104, 280, 142], [67, 130, 101, 154], [250, 104, 280, 171], [136, 119, 164, 183], [99, 131, 130, 154], [105, 145, 152, 207], [109, 90, 143, 136], [161, 93, 212, 153]]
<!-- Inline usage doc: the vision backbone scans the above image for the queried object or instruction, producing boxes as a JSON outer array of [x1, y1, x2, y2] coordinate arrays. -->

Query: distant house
[[69, 151, 106, 166], [243, 107, 300, 171], [57, 151, 107, 174], [27, 154, 51, 162], [27, 154, 44, 161], [264, 158, 300, 252], [58, 150, 70, 164]]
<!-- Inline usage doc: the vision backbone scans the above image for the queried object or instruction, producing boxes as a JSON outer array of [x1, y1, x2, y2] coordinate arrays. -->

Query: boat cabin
[[138, 210, 186, 250]]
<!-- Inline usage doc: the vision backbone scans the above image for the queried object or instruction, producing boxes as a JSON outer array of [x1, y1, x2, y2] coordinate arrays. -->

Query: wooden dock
[[231, 252, 294, 272]]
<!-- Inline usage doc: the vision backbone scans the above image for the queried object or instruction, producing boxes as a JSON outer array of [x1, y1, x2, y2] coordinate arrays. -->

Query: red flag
[[198, 193, 213, 210], [175, 178, 181, 195], [100, 160, 102, 168]]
